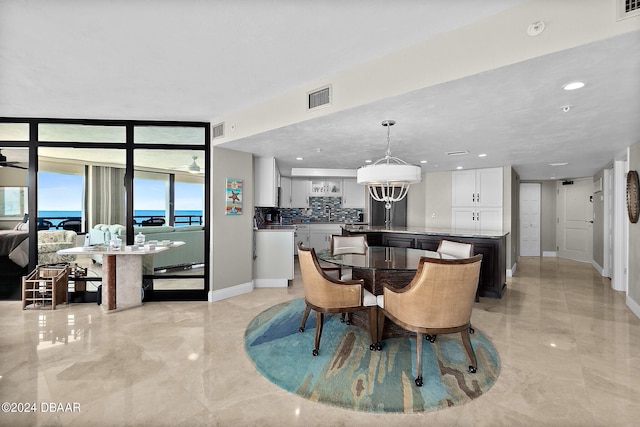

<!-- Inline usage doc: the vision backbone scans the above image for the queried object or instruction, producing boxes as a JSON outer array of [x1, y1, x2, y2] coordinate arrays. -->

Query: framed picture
[[225, 178, 242, 215]]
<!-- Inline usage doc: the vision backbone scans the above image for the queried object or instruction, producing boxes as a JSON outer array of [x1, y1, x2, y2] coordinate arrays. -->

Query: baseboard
[[209, 281, 253, 302], [507, 262, 517, 277], [542, 251, 557, 257], [626, 295, 640, 320], [254, 278, 289, 288], [591, 260, 604, 276]]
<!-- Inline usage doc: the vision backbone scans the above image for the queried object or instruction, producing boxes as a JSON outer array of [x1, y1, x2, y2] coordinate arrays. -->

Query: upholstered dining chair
[[330, 234, 368, 281], [376, 254, 483, 387], [297, 242, 379, 356], [437, 239, 473, 259], [437, 238, 479, 307]]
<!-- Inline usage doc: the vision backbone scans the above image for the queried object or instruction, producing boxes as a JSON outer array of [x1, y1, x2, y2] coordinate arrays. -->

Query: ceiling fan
[[0, 150, 27, 170], [184, 156, 201, 174]]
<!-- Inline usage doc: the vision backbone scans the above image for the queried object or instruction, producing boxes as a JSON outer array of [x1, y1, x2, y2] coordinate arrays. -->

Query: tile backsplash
[[255, 197, 363, 225]]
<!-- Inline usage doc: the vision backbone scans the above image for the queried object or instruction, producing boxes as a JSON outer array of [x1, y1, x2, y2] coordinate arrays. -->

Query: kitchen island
[[254, 225, 295, 287], [342, 225, 508, 299]]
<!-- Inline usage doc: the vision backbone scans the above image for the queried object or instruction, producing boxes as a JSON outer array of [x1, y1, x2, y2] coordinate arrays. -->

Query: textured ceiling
[[1, 1, 639, 180]]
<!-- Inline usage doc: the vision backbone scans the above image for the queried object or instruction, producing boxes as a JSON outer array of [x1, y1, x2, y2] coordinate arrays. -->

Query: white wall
[[211, 147, 254, 297], [628, 141, 640, 310], [423, 171, 453, 229]]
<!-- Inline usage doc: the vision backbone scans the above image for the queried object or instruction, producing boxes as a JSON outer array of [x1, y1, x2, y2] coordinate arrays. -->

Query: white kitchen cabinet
[[451, 167, 503, 232], [309, 180, 341, 197], [254, 157, 279, 207], [342, 178, 366, 208], [452, 207, 503, 232], [452, 167, 502, 208], [290, 178, 310, 207], [308, 223, 344, 252], [254, 229, 294, 287], [279, 176, 292, 208]]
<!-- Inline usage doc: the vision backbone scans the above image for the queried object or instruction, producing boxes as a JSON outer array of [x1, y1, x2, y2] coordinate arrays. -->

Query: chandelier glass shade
[[356, 120, 422, 209]]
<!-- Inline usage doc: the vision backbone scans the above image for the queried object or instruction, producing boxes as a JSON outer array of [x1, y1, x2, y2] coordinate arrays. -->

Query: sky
[[38, 172, 203, 212]]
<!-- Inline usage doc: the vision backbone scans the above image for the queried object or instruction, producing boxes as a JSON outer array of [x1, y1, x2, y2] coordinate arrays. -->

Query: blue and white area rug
[[244, 298, 501, 413]]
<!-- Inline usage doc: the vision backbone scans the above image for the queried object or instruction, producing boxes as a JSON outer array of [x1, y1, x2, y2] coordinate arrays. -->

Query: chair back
[[297, 242, 362, 309], [330, 235, 368, 255], [437, 239, 473, 259], [384, 255, 482, 330]]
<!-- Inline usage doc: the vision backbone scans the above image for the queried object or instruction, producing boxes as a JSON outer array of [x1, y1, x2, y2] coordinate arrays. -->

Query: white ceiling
[[1, 1, 639, 180]]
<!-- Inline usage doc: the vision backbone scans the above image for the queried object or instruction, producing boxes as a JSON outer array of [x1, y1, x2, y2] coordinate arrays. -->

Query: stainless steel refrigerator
[[370, 196, 407, 227]]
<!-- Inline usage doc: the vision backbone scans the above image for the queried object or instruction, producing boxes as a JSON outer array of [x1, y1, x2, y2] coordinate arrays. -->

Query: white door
[[557, 179, 593, 262], [520, 183, 541, 256]]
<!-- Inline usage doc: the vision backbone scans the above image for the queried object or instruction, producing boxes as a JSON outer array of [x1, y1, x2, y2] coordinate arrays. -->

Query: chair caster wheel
[[375, 342, 382, 351], [340, 316, 345, 323], [415, 376, 423, 387], [298, 327, 304, 333], [426, 334, 436, 343], [312, 349, 318, 356], [468, 366, 477, 373], [370, 344, 375, 351], [469, 327, 475, 334], [345, 320, 351, 325]]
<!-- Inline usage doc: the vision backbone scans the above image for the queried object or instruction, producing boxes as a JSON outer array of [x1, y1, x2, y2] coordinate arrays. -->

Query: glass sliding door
[[134, 148, 205, 295]]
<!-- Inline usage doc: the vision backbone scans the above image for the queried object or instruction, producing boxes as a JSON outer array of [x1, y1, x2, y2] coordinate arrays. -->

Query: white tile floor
[[1, 257, 640, 426]]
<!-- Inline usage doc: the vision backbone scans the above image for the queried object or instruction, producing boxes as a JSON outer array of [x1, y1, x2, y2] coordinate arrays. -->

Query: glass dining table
[[316, 246, 453, 296]]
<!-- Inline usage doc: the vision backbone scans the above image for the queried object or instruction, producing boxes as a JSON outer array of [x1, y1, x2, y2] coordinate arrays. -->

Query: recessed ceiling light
[[563, 81, 585, 91], [549, 162, 568, 166], [296, 157, 303, 161], [420, 160, 427, 164], [478, 153, 487, 158], [456, 166, 463, 170], [550, 176, 556, 179], [365, 159, 372, 163]]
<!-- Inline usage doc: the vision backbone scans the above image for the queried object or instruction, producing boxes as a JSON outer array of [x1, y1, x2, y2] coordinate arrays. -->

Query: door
[[520, 183, 541, 256], [557, 179, 593, 262]]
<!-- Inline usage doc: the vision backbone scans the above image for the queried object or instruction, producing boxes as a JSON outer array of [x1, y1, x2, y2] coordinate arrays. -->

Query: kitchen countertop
[[255, 225, 296, 231], [256, 222, 369, 231], [343, 225, 508, 239]]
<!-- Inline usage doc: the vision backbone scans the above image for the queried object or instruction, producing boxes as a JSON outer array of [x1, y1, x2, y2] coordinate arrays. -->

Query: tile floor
[[1, 257, 640, 426]]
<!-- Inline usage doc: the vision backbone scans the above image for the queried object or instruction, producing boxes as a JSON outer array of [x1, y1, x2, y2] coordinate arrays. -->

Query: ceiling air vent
[[308, 85, 331, 110], [212, 123, 224, 139], [618, 0, 640, 20], [445, 150, 469, 156]]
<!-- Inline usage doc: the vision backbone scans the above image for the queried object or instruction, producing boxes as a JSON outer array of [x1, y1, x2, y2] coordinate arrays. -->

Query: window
[[134, 174, 168, 224], [38, 171, 84, 228], [175, 181, 204, 226], [0, 187, 27, 217]]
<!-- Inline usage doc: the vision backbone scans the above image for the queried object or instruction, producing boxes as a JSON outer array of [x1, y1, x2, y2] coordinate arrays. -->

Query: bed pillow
[[14, 220, 29, 231]]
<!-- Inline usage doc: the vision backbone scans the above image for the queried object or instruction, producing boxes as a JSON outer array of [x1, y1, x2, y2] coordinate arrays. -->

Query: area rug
[[244, 298, 501, 413]]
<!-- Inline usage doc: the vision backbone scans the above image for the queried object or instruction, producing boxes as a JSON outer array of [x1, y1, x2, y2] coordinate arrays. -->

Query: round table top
[[316, 246, 453, 271]]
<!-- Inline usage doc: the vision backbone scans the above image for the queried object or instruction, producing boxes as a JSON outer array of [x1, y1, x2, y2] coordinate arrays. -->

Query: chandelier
[[356, 120, 422, 209]]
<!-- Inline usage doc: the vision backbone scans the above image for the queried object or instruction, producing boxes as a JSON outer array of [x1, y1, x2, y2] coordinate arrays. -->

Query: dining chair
[[297, 242, 379, 356], [376, 254, 483, 387], [437, 238, 479, 307], [330, 234, 368, 281], [437, 239, 473, 259]]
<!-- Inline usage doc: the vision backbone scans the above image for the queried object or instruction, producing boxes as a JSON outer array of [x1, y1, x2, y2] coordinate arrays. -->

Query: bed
[[0, 230, 29, 299]]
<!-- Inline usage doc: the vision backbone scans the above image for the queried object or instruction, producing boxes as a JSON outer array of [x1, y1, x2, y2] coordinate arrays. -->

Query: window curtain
[[88, 166, 125, 226]]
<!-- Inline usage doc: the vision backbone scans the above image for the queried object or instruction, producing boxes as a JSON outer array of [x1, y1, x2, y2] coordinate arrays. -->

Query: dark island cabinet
[[345, 229, 507, 299]]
